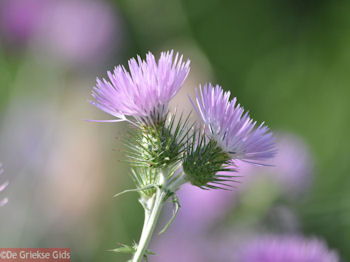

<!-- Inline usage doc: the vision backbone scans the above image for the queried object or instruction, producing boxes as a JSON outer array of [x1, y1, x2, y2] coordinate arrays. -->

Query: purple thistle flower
[[0, 164, 8, 207], [91, 51, 190, 125], [192, 84, 275, 163], [236, 235, 339, 262]]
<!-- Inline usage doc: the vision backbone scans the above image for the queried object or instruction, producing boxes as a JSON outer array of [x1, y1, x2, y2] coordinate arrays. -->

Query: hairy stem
[[132, 188, 166, 262]]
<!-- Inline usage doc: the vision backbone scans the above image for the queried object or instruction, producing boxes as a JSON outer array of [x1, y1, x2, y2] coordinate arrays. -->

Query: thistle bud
[[182, 136, 234, 189], [128, 114, 190, 170]]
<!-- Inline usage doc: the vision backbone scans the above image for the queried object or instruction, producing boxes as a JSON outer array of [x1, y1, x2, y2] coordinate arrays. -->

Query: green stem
[[132, 188, 166, 262]]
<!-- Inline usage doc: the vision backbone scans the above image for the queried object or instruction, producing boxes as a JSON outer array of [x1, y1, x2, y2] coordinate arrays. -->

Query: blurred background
[[0, 0, 349, 261]]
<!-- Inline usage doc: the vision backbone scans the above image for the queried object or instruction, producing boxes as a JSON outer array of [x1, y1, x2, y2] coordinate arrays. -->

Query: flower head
[[183, 84, 274, 189], [0, 164, 8, 207], [236, 235, 339, 262], [192, 84, 275, 164], [91, 50, 190, 125]]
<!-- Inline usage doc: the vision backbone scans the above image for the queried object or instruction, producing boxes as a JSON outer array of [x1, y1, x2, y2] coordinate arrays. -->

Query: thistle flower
[[183, 84, 274, 188], [89, 52, 277, 262], [0, 164, 8, 207], [192, 84, 275, 163], [236, 235, 339, 262], [91, 51, 190, 125]]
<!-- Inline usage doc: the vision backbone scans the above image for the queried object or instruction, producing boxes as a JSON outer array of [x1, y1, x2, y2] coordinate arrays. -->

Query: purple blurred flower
[[0, 164, 9, 207], [272, 134, 313, 196], [41, 0, 118, 66], [192, 84, 275, 164], [176, 183, 236, 230], [236, 235, 339, 262], [0, 0, 119, 66], [152, 235, 208, 262], [237, 134, 313, 198], [91, 51, 190, 125], [0, 0, 47, 44]]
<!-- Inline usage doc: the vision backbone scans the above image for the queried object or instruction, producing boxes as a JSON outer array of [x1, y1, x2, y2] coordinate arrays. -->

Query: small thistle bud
[[128, 114, 191, 170], [182, 135, 234, 189], [135, 123, 179, 169]]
